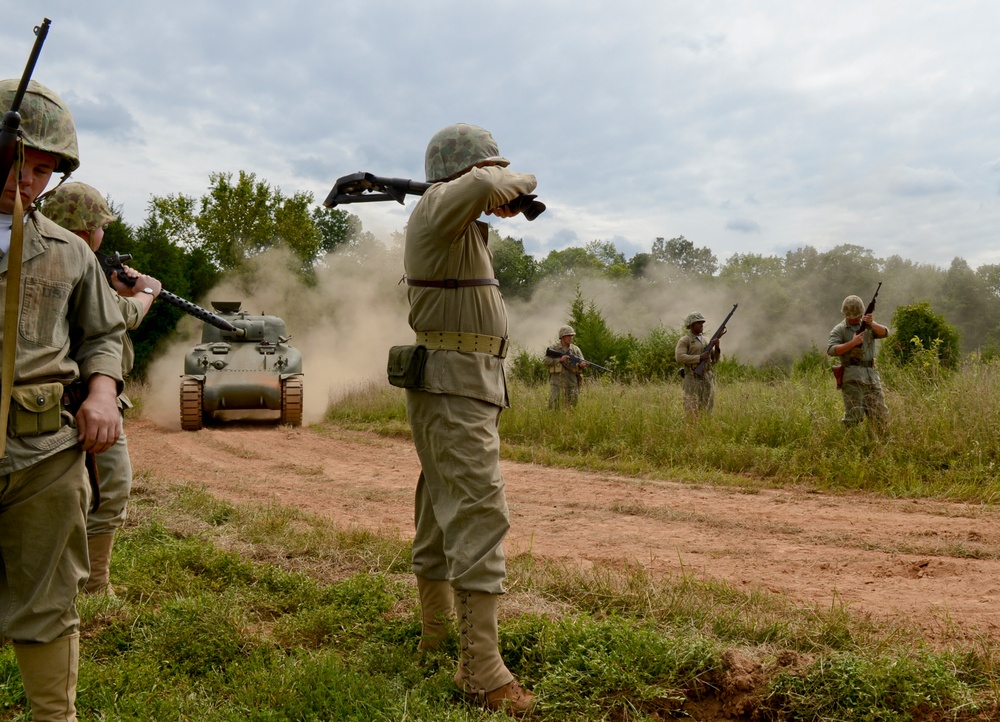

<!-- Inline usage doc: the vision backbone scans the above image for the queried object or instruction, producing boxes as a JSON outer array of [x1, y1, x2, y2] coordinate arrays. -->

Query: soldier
[[41, 182, 162, 595], [403, 123, 535, 715], [543, 324, 589, 409], [828, 294, 889, 427], [0, 79, 125, 720], [675, 311, 723, 414]]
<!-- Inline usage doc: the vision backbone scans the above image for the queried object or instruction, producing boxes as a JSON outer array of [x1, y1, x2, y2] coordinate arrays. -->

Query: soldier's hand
[[76, 374, 122, 454], [486, 204, 518, 218]]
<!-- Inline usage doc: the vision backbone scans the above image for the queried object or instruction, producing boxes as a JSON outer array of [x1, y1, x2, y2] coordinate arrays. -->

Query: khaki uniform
[[88, 294, 145, 537], [0, 211, 125, 643], [675, 332, 719, 413], [404, 165, 535, 594], [828, 320, 888, 426], [543, 342, 584, 409]]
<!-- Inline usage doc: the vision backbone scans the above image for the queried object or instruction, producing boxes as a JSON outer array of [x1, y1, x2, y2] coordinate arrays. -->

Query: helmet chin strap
[[0, 139, 26, 457]]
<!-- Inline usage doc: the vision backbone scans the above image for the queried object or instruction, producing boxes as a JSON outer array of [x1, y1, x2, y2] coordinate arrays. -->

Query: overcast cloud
[[4, 1, 999, 268]]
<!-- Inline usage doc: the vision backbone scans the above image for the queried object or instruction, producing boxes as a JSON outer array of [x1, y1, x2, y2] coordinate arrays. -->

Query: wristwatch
[[142, 287, 154, 295]]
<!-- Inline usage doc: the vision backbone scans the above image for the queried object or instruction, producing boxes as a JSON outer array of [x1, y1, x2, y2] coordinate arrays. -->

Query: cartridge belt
[[406, 277, 499, 289], [415, 331, 508, 358], [846, 359, 874, 367]]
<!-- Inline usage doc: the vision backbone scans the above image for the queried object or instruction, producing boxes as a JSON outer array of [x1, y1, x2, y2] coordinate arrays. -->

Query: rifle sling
[[1, 145, 25, 457]]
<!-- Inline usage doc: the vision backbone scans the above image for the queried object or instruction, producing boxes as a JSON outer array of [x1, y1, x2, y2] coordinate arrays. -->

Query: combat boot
[[416, 575, 454, 651], [84, 532, 116, 595], [12, 633, 79, 722], [454, 590, 536, 717]]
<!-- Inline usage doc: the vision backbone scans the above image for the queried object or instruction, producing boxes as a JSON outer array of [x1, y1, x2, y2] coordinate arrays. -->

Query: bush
[[884, 302, 960, 370]]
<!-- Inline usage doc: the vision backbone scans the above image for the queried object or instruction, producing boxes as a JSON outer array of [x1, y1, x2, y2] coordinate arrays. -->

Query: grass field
[[2, 363, 998, 720]]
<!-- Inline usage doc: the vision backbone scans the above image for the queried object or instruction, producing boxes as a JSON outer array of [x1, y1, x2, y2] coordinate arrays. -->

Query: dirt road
[[127, 417, 1000, 643]]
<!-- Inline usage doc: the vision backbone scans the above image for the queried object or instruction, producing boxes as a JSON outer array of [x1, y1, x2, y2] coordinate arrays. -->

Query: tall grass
[[328, 361, 1000, 502]]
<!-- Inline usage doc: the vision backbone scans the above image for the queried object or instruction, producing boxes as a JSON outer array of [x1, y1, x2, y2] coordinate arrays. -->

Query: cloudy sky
[[4, 1, 999, 270]]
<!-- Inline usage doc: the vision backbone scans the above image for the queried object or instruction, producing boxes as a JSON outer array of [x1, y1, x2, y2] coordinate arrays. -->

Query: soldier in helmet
[[402, 123, 535, 715], [0, 79, 125, 720], [41, 182, 162, 596], [827, 294, 889, 427], [675, 311, 723, 414], [543, 324, 589, 409]]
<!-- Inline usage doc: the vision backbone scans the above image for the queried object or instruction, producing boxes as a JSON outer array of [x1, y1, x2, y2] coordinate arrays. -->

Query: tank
[[179, 301, 304, 430]]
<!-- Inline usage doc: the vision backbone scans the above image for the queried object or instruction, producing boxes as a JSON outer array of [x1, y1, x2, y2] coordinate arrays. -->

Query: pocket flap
[[10, 382, 64, 413]]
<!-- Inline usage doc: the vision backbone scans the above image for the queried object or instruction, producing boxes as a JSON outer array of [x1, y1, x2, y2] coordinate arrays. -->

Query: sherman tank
[[179, 301, 303, 430]]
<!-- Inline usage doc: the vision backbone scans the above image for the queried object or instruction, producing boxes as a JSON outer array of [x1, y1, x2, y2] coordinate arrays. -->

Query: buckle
[[443, 278, 459, 289]]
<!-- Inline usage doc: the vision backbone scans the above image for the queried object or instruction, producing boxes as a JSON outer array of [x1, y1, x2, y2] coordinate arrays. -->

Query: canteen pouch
[[387, 345, 428, 389], [7, 382, 65, 437]]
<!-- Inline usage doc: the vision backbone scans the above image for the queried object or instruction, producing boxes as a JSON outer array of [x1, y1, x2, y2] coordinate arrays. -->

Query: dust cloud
[[145, 241, 412, 428]]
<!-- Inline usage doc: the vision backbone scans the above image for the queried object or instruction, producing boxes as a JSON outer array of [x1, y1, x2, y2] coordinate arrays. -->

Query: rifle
[[693, 303, 738, 378], [97, 252, 246, 337], [856, 282, 882, 334], [323, 171, 547, 221], [545, 347, 610, 373], [0, 18, 51, 192]]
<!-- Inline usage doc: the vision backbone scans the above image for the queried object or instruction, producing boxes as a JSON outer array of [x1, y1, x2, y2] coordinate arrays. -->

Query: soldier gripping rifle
[[324, 171, 547, 220], [97, 251, 247, 337]]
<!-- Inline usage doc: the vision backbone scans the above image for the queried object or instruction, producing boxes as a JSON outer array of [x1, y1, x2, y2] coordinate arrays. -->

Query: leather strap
[[1, 143, 25, 457], [415, 331, 508, 358], [406, 277, 499, 289]]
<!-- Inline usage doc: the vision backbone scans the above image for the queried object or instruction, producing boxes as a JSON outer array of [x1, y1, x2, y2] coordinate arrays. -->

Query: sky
[[4, 1, 1000, 270]]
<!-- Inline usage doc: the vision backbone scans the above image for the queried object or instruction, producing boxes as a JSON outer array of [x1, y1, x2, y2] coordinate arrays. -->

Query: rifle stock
[[324, 171, 546, 221], [693, 303, 738, 378], [0, 18, 51, 193]]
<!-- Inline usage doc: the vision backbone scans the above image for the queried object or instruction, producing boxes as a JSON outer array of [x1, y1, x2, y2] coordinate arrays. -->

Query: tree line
[[97, 170, 996, 379]]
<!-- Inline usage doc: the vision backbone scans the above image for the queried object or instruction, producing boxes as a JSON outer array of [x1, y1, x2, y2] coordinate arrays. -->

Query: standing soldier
[[675, 311, 723, 414], [543, 324, 589, 409], [828, 294, 889, 427], [402, 123, 535, 715], [41, 182, 162, 595], [0, 79, 125, 721]]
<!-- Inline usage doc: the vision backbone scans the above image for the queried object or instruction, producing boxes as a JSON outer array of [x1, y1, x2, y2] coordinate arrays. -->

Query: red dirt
[[127, 416, 1000, 645]]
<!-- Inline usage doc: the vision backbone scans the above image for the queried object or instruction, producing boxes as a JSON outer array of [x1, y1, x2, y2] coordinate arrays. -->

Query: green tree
[[538, 247, 605, 279], [312, 206, 362, 257], [885, 301, 961, 370], [149, 171, 323, 273], [491, 234, 539, 300], [650, 235, 718, 276], [719, 252, 784, 285]]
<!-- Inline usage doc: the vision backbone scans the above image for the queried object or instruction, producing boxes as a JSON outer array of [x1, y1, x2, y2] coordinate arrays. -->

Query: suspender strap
[[406, 277, 499, 289], [415, 331, 508, 359]]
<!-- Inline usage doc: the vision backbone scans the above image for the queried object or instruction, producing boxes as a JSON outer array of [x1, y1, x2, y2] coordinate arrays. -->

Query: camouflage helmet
[[842, 295, 865, 318], [41, 182, 114, 232], [0, 79, 79, 174], [558, 325, 576, 338], [424, 123, 509, 182], [684, 312, 706, 328]]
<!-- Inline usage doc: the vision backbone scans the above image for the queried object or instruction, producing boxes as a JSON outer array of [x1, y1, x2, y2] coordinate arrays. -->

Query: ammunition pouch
[[7, 382, 65, 438], [832, 365, 844, 391], [387, 345, 428, 389]]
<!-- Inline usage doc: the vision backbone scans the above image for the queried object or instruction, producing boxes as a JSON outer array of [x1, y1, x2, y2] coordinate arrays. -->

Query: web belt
[[406, 277, 499, 289], [415, 331, 508, 359]]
